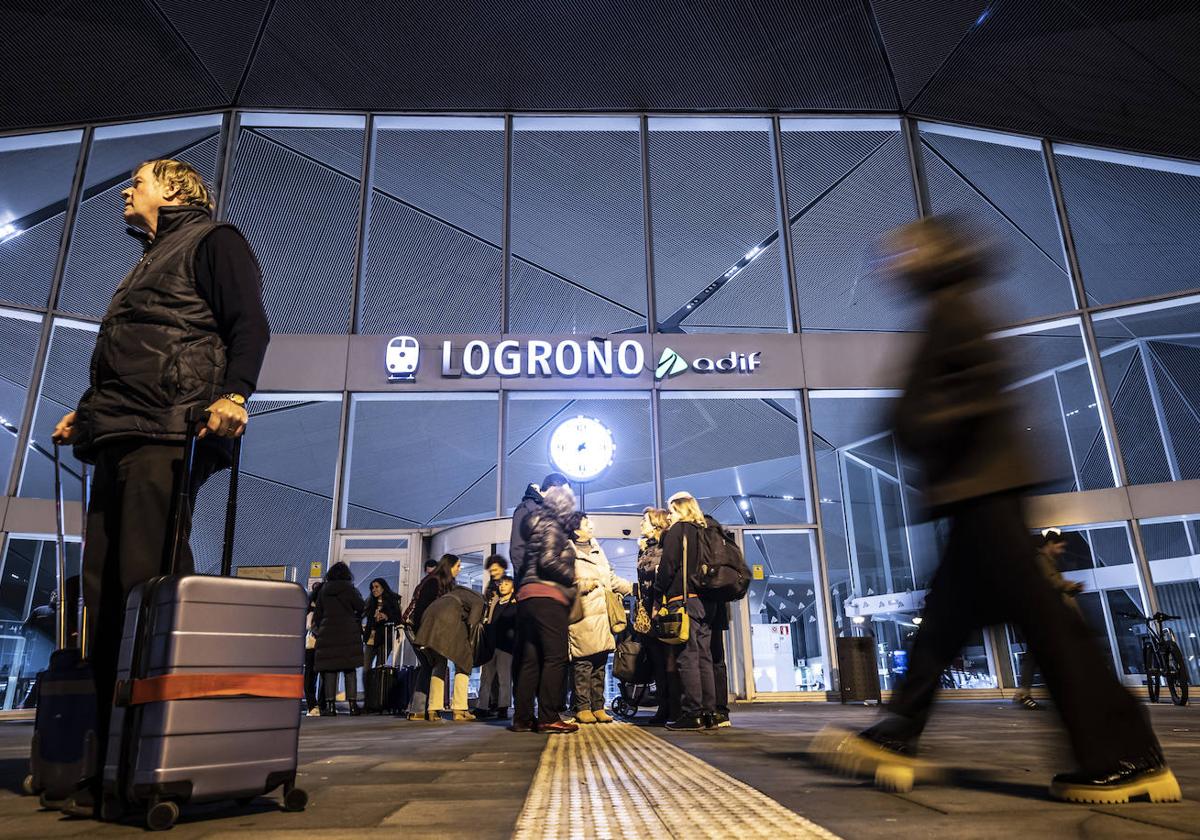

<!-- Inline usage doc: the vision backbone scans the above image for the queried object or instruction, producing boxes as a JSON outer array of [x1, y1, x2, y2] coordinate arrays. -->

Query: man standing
[[509, 473, 570, 567], [814, 217, 1177, 804], [53, 159, 269, 810]]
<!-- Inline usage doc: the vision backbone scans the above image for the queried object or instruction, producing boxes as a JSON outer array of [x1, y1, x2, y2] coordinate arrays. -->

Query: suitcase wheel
[[282, 785, 308, 812], [21, 774, 35, 796], [146, 799, 180, 831]]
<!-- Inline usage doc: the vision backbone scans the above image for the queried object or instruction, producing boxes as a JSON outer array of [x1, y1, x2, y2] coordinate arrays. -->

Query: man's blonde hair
[[667, 494, 707, 528], [137, 159, 214, 210]]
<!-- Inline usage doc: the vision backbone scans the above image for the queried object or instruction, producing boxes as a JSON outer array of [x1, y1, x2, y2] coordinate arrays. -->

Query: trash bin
[[837, 635, 882, 704]]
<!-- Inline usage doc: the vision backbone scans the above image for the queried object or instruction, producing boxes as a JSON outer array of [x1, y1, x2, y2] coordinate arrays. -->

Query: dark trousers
[[868, 492, 1162, 774], [514, 597, 569, 726], [676, 598, 715, 717], [646, 637, 681, 720], [304, 648, 320, 710], [82, 441, 217, 782], [572, 652, 609, 713], [322, 670, 356, 703], [703, 599, 730, 715]]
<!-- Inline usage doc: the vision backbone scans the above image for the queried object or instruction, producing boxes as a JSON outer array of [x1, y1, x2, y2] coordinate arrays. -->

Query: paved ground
[[1, 701, 1198, 837]]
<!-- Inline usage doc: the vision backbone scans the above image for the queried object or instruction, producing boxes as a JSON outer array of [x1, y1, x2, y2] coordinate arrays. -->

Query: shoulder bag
[[652, 533, 690, 645], [632, 583, 652, 636]]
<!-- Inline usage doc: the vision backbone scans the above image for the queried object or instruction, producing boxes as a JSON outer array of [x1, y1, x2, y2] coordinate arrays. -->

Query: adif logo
[[655, 347, 762, 379], [386, 336, 420, 381]]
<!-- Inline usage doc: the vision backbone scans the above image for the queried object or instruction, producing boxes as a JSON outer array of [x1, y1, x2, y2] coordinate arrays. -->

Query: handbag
[[632, 584, 652, 635], [653, 534, 690, 646], [606, 588, 628, 634], [612, 636, 653, 683]]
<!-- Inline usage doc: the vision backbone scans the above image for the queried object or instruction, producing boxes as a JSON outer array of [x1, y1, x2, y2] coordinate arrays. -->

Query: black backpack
[[696, 515, 751, 602]]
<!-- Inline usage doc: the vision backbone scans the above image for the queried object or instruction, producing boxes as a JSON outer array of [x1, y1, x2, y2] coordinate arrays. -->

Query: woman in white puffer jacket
[[566, 511, 633, 723]]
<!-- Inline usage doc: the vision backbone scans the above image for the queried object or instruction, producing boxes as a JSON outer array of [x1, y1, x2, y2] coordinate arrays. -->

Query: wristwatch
[[220, 393, 247, 407]]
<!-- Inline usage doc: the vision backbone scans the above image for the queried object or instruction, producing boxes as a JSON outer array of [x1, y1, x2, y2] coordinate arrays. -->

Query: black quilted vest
[[74, 205, 231, 461]]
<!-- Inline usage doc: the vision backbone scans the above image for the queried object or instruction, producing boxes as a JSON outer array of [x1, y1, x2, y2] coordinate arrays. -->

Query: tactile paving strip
[[513, 723, 841, 840]]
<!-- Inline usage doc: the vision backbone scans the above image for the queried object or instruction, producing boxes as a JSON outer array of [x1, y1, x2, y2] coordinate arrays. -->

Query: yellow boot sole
[[1050, 768, 1182, 804], [810, 726, 942, 792]]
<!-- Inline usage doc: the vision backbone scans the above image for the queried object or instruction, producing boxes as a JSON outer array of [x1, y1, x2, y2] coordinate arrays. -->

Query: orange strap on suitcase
[[118, 673, 304, 705]]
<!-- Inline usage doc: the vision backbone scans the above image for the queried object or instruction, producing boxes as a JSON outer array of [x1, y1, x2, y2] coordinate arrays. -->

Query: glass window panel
[[359, 117, 504, 335], [0, 309, 44, 489], [58, 116, 223, 318], [648, 118, 791, 333], [1094, 298, 1200, 484], [0, 130, 83, 308], [659, 392, 810, 525], [225, 114, 364, 334], [746, 530, 828, 692], [780, 119, 919, 331], [921, 125, 1076, 323], [192, 397, 342, 581], [1142, 514, 1200, 678], [1054, 145, 1200, 306], [990, 320, 1115, 492], [503, 393, 652, 515], [345, 394, 499, 529], [18, 319, 98, 501], [509, 117, 646, 334]]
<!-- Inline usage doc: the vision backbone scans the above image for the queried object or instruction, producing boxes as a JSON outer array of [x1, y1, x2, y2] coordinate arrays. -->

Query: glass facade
[[0, 111, 1198, 702]]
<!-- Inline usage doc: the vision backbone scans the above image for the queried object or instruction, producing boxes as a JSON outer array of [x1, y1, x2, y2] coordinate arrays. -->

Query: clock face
[[548, 416, 615, 482]]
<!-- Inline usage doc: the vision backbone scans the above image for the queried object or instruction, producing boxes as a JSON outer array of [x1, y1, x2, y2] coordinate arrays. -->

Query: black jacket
[[402, 574, 444, 631], [636, 539, 662, 615], [509, 485, 543, 572], [363, 590, 402, 643], [654, 521, 705, 602], [516, 509, 577, 596], [73, 206, 260, 462], [892, 283, 1042, 513], [313, 579, 365, 672], [487, 597, 518, 654], [413, 586, 486, 672]]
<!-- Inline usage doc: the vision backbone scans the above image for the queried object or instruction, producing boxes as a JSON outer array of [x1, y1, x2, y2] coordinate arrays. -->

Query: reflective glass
[[503, 393, 652, 515], [0, 130, 83, 308], [0, 309, 44, 490], [659, 392, 810, 525], [226, 114, 364, 334], [359, 117, 504, 335], [345, 394, 499, 528], [509, 117, 646, 333], [648, 118, 791, 333], [1141, 514, 1200, 678], [58, 116, 223, 317]]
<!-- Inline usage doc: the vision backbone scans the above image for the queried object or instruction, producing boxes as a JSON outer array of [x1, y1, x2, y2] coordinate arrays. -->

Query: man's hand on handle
[[52, 411, 76, 445], [198, 398, 249, 439]]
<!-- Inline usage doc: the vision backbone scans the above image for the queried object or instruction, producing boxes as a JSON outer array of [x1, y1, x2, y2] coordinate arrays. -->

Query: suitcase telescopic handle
[[166, 407, 243, 577], [52, 442, 69, 650]]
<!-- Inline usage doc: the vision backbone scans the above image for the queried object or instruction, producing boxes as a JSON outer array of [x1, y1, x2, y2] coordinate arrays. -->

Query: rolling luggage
[[364, 624, 415, 714], [24, 446, 96, 806], [101, 417, 310, 830]]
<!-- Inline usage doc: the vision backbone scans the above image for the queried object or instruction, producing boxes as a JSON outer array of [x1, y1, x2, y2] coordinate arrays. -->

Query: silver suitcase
[[102, 422, 309, 830]]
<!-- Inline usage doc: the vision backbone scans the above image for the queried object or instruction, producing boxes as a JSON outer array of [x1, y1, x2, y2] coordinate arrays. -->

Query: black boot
[[320, 700, 337, 717], [348, 699, 362, 716]]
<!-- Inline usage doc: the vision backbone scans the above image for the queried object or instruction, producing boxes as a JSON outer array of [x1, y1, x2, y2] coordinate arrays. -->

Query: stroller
[[611, 679, 659, 720]]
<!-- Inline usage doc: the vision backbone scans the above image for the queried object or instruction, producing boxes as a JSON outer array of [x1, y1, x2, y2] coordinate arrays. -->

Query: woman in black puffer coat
[[314, 562, 366, 716]]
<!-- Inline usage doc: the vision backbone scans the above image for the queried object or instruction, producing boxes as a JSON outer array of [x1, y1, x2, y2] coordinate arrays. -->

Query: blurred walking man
[[53, 159, 269, 814], [813, 217, 1178, 805]]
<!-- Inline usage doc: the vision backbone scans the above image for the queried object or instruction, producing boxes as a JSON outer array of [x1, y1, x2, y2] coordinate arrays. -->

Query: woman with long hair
[[313, 562, 366, 716], [637, 506, 678, 726], [653, 491, 714, 730], [403, 553, 462, 721], [363, 577, 402, 672]]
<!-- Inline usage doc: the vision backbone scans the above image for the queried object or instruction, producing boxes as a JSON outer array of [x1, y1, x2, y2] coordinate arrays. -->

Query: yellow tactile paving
[[513, 723, 841, 840]]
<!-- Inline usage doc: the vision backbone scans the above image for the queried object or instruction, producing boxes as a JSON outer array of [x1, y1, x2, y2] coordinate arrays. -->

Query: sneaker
[[494, 708, 509, 720], [1050, 758, 1182, 804], [1013, 695, 1044, 711], [469, 707, 493, 720], [702, 714, 716, 730], [810, 726, 940, 793], [450, 710, 477, 722], [306, 707, 321, 717], [713, 712, 732, 728], [592, 709, 614, 723], [508, 721, 536, 733], [575, 709, 597, 724], [645, 713, 670, 727], [666, 716, 706, 731]]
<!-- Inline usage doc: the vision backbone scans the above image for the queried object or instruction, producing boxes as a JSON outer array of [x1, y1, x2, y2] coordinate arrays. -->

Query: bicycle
[[1121, 611, 1190, 706]]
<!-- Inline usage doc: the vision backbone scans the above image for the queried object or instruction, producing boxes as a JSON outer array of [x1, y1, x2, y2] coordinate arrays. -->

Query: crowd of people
[[303, 473, 737, 733]]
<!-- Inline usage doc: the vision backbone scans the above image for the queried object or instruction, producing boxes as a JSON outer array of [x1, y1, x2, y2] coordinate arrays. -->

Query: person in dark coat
[[363, 577, 402, 672], [509, 472, 570, 577], [314, 562, 365, 716], [813, 216, 1177, 804], [637, 507, 679, 726], [404, 554, 459, 722], [304, 581, 322, 716], [510, 482, 579, 734], [414, 585, 486, 721]]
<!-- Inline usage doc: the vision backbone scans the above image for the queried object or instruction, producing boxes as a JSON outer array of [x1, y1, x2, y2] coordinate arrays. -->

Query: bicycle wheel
[[1165, 642, 1190, 706], [1143, 643, 1161, 703]]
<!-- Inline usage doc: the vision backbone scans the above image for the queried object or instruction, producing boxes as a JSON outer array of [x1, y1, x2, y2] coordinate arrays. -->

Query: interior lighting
[[913, 616, 923, 625], [851, 615, 866, 625]]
